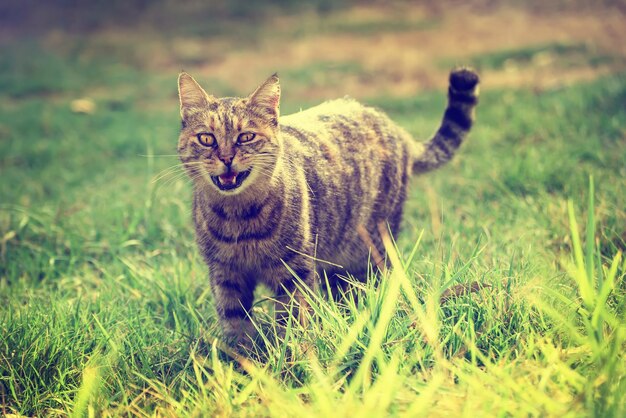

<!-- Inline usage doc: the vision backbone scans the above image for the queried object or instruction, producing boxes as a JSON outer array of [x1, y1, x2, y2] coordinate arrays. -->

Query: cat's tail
[[412, 68, 480, 174]]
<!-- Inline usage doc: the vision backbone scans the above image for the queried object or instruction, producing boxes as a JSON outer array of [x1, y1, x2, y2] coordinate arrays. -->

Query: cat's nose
[[218, 155, 233, 167]]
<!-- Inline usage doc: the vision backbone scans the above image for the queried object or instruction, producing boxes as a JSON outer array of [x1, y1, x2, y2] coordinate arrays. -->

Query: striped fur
[[413, 69, 480, 173], [177, 68, 479, 343]]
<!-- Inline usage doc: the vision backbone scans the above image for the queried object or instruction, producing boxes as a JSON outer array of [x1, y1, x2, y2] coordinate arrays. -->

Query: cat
[[177, 68, 479, 344]]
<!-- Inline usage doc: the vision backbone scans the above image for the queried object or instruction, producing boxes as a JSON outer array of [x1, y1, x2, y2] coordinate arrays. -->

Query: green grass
[[1, 34, 626, 417], [318, 17, 440, 35], [441, 42, 624, 72], [282, 60, 365, 87]]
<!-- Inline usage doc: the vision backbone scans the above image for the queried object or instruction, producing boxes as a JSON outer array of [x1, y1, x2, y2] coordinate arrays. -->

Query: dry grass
[[37, 4, 625, 100]]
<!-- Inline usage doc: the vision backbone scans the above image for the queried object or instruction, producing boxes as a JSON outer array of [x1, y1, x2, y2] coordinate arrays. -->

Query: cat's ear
[[248, 73, 280, 117], [178, 72, 214, 119]]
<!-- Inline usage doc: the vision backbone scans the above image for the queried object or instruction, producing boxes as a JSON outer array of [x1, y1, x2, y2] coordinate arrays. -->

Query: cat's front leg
[[209, 265, 257, 345]]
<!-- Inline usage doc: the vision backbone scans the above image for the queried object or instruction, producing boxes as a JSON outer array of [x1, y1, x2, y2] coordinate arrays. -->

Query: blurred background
[[2, 0, 625, 103]]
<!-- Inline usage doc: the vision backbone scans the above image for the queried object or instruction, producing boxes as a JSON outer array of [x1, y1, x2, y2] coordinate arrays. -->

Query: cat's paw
[[224, 326, 259, 352], [450, 67, 480, 91]]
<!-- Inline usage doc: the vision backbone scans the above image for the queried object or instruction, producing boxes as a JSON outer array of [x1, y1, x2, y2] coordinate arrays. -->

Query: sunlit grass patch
[[84, 181, 622, 417]]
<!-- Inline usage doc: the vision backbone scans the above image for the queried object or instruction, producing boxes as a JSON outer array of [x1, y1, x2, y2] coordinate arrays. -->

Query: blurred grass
[[0, 0, 350, 34], [1, 4, 626, 417], [442, 43, 624, 74], [440, 42, 624, 72], [317, 16, 440, 35], [283, 61, 365, 87]]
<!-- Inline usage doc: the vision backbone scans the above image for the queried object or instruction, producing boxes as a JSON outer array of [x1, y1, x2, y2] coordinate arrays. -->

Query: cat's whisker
[[164, 170, 210, 190], [152, 161, 199, 177], [250, 158, 295, 171], [152, 161, 206, 184], [153, 162, 207, 188], [156, 172, 191, 190], [152, 167, 192, 185], [152, 167, 186, 185], [251, 170, 275, 181], [248, 161, 273, 168], [249, 164, 276, 175], [253, 153, 297, 166]]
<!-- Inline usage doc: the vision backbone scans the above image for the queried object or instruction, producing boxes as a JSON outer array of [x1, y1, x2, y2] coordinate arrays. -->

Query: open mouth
[[210, 169, 252, 191]]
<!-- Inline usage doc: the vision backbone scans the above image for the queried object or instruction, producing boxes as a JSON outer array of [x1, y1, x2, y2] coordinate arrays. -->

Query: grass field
[[1, 2, 626, 416]]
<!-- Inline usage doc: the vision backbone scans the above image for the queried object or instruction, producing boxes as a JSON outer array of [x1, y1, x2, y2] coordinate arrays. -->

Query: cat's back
[[281, 97, 402, 140], [277, 97, 416, 265], [279, 97, 417, 158], [280, 97, 366, 126]]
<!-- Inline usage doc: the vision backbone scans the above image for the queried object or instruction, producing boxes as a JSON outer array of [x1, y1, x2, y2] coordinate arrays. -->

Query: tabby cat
[[177, 68, 479, 343]]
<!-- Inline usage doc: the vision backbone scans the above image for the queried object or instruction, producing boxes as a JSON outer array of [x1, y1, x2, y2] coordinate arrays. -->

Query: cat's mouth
[[210, 169, 252, 191]]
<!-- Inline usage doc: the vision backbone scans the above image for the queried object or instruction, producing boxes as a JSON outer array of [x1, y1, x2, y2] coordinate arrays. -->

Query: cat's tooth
[[220, 174, 236, 185]]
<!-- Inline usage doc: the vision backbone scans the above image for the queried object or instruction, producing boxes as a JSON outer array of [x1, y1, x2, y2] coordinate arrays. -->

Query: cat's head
[[177, 73, 281, 196]]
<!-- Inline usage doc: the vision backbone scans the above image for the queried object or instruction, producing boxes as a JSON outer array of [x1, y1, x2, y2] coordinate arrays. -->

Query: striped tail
[[412, 68, 480, 174]]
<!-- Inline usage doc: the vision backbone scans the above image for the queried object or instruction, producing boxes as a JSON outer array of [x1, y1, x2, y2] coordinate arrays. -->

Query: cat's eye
[[197, 133, 216, 147], [237, 132, 256, 144]]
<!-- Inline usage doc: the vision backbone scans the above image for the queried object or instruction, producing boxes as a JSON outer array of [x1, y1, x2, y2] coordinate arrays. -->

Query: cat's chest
[[193, 196, 285, 265]]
